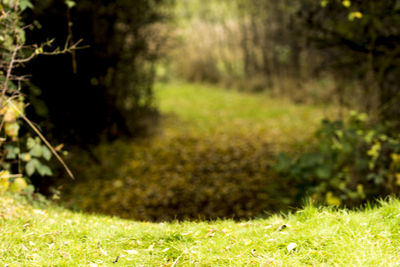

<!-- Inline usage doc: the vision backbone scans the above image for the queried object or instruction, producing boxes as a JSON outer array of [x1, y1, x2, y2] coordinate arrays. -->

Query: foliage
[[0, 0, 57, 195], [276, 111, 400, 206], [2, 194, 400, 265], [302, 0, 400, 125], [0, 0, 77, 195]]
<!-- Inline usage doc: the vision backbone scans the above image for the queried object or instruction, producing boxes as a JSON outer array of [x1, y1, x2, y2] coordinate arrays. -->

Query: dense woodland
[[1, 0, 400, 220]]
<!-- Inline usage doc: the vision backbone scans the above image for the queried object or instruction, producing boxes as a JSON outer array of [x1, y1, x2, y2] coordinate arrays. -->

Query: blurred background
[[10, 0, 400, 220]]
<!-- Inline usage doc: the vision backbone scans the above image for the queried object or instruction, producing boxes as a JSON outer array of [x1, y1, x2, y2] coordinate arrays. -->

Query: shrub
[[275, 111, 400, 206], [0, 0, 74, 196]]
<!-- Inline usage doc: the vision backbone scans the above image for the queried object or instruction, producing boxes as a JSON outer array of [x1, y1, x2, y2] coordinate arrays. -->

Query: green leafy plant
[[0, 0, 75, 195], [276, 111, 400, 206]]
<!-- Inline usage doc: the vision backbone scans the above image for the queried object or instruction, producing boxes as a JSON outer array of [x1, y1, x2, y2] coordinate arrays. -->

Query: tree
[[301, 0, 400, 127], [25, 0, 173, 144]]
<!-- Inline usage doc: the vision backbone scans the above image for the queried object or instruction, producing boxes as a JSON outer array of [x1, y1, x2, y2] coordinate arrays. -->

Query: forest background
[[1, 0, 400, 221]]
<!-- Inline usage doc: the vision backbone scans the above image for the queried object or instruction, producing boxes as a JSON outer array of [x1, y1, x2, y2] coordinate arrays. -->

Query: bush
[[275, 111, 400, 207], [0, 1, 58, 195], [61, 133, 294, 221]]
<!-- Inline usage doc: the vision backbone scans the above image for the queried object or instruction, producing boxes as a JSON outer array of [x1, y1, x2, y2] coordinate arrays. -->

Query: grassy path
[[155, 82, 336, 148], [62, 82, 338, 220]]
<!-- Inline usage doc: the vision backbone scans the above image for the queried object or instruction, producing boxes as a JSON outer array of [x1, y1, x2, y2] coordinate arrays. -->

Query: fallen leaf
[[277, 224, 287, 231], [287, 242, 298, 252], [206, 228, 217, 237]]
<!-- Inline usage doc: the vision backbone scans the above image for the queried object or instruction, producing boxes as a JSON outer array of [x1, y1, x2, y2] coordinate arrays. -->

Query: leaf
[[21, 153, 31, 162], [65, 0, 76, 8], [326, 192, 341, 206], [10, 177, 28, 193], [5, 145, 19, 159], [25, 159, 40, 176], [5, 122, 19, 137], [27, 137, 36, 149], [42, 145, 52, 161], [25, 160, 36, 176], [277, 224, 287, 231], [30, 144, 43, 157], [19, 0, 33, 11], [37, 164, 53, 176], [0, 177, 10, 192], [342, 0, 351, 8], [348, 11, 363, 21], [286, 242, 297, 252], [320, 0, 328, 7]]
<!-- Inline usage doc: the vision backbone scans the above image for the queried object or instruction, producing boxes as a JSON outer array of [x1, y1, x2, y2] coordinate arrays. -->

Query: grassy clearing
[[155, 82, 338, 148], [2, 195, 400, 266], [60, 82, 339, 219]]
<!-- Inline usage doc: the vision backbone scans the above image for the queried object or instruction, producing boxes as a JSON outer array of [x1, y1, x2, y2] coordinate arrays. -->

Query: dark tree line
[[24, 0, 172, 144], [301, 0, 400, 127]]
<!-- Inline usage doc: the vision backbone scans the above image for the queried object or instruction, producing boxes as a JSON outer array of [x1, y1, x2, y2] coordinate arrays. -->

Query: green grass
[[155, 82, 338, 148], [2, 195, 400, 266]]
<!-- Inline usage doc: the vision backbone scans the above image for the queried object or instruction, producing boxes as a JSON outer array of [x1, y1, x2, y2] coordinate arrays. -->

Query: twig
[[7, 100, 75, 179], [1, 45, 19, 102], [14, 39, 87, 64], [0, 173, 22, 179]]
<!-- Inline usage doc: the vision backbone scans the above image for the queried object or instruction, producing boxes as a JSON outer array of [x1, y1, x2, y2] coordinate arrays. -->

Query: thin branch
[[1, 45, 20, 103], [7, 100, 75, 179], [14, 39, 87, 64]]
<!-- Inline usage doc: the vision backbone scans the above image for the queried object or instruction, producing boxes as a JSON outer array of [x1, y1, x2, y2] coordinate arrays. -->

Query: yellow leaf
[[326, 192, 341, 206], [10, 178, 28, 193], [287, 242, 298, 252], [349, 11, 363, 21], [22, 153, 31, 162], [0, 171, 10, 192], [4, 122, 19, 137], [342, 0, 351, 8], [396, 174, 400, 186]]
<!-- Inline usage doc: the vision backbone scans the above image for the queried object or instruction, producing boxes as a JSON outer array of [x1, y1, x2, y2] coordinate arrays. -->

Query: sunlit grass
[[2, 195, 400, 266], [155, 81, 338, 148]]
